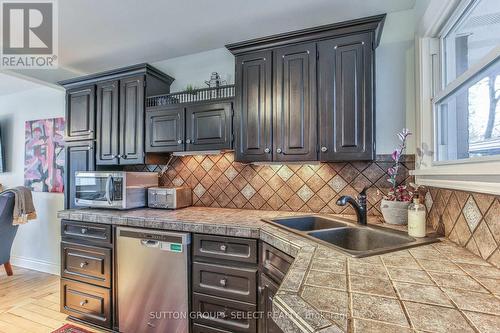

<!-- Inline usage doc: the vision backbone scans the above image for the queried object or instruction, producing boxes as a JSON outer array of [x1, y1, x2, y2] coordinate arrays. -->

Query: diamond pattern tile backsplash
[[127, 152, 499, 267], [426, 187, 500, 267], [128, 152, 415, 216]]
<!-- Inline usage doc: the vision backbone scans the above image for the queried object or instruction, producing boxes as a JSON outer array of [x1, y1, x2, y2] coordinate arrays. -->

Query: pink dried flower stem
[[386, 128, 412, 201]]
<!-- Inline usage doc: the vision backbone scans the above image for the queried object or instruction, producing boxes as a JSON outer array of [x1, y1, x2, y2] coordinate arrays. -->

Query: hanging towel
[[1, 186, 37, 225]]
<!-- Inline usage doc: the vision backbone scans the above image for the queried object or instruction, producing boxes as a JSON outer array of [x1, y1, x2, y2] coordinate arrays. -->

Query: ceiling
[[4, 0, 417, 87]]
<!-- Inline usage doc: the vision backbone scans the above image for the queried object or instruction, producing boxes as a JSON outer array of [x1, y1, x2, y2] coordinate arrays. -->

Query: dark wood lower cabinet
[[59, 227, 293, 333], [61, 279, 112, 328], [193, 261, 258, 304], [193, 323, 232, 333], [193, 293, 257, 333], [60, 220, 113, 330], [61, 242, 111, 288], [258, 273, 281, 333]]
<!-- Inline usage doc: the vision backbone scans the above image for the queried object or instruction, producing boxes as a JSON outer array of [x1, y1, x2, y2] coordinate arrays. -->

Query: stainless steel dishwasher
[[117, 227, 190, 333]]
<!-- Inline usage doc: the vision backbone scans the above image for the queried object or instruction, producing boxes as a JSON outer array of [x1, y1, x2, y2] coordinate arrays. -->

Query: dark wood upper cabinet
[[60, 63, 174, 166], [146, 106, 185, 152], [119, 75, 145, 165], [65, 86, 95, 141], [234, 51, 273, 162], [274, 43, 317, 162], [96, 80, 119, 165], [64, 141, 95, 209], [227, 14, 385, 162], [185, 102, 233, 151], [318, 33, 374, 161]]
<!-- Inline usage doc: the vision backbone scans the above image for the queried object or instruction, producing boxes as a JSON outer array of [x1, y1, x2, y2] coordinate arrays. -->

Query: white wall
[[153, 49, 235, 92], [376, 9, 417, 153], [153, 10, 418, 154], [0, 86, 65, 274]]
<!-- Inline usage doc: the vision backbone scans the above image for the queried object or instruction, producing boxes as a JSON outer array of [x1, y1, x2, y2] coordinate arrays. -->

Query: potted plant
[[379, 128, 416, 225]]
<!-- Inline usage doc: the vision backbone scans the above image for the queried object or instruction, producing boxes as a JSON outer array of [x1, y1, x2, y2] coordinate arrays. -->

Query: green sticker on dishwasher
[[170, 243, 182, 252]]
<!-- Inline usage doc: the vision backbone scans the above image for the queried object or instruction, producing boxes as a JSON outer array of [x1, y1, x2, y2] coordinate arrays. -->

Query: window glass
[[443, 0, 500, 85], [435, 57, 500, 161]]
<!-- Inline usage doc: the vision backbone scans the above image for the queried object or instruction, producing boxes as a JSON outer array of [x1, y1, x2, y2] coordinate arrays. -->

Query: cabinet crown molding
[[58, 63, 174, 89], [225, 14, 386, 55]]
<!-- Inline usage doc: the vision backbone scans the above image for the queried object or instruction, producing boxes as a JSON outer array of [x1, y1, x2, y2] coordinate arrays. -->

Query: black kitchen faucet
[[336, 188, 368, 225]]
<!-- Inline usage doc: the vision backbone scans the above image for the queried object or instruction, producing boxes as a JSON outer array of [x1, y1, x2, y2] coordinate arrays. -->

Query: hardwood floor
[[0, 266, 106, 333]]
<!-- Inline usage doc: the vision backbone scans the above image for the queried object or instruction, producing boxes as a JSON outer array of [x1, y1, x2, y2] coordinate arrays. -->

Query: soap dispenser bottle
[[408, 195, 426, 238]]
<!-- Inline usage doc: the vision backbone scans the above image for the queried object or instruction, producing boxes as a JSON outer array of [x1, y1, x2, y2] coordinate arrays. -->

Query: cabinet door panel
[[235, 51, 272, 162], [61, 279, 111, 328], [258, 273, 282, 333], [146, 106, 185, 152], [186, 102, 232, 151], [65, 141, 95, 209], [61, 242, 111, 288], [96, 80, 119, 165], [318, 33, 374, 161], [66, 86, 95, 141], [274, 43, 317, 162], [119, 75, 145, 165]]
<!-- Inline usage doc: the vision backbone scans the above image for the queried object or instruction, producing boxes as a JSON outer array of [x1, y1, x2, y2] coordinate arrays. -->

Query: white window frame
[[412, 0, 500, 195]]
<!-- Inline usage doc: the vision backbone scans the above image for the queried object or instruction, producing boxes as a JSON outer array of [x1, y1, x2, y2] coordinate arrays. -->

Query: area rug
[[51, 324, 95, 333]]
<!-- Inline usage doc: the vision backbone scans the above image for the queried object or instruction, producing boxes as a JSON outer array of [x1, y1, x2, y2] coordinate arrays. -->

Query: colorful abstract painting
[[24, 118, 65, 193]]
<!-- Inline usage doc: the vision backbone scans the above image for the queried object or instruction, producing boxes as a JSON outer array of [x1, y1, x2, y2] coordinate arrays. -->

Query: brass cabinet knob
[[264, 148, 270, 154], [276, 148, 282, 154]]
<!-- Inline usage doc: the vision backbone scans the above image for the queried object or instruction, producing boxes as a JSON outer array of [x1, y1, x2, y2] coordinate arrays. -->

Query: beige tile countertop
[[57, 207, 500, 333]]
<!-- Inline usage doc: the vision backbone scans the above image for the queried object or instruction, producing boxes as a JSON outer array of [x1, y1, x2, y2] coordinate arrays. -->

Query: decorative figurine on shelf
[[205, 72, 227, 99], [205, 72, 227, 88]]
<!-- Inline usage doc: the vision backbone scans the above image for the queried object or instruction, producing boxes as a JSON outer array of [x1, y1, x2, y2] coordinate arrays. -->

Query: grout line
[[409, 250, 482, 333], [380, 256, 414, 329], [345, 259, 353, 333]]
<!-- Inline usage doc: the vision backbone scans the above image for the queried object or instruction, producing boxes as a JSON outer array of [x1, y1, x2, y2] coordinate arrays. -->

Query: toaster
[[148, 187, 192, 209]]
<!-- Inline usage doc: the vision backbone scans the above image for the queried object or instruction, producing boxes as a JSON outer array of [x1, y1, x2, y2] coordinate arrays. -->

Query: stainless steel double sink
[[267, 216, 439, 258]]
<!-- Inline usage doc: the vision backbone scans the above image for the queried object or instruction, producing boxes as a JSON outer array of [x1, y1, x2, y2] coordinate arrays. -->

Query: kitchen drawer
[[61, 279, 111, 328], [62, 220, 112, 246], [193, 323, 232, 333], [194, 234, 257, 264], [193, 261, 257, 304], [193, 293, 257, 333], [61, 242, 111, 288], [260, 242, 293, 284]]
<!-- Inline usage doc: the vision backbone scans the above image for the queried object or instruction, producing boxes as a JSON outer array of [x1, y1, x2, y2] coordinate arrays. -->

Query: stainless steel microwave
[[74, 171, 158, 209]]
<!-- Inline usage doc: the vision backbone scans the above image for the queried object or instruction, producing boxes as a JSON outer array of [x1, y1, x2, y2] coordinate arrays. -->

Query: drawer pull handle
[[219, 309, 228, 319], [219, 278, 227, 287], [80, 300, 88, 306], [80, 261, 89, 268], [219, 244, 227, 252], [258, 286, 265, 294], [80, 228, 88, 234]]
